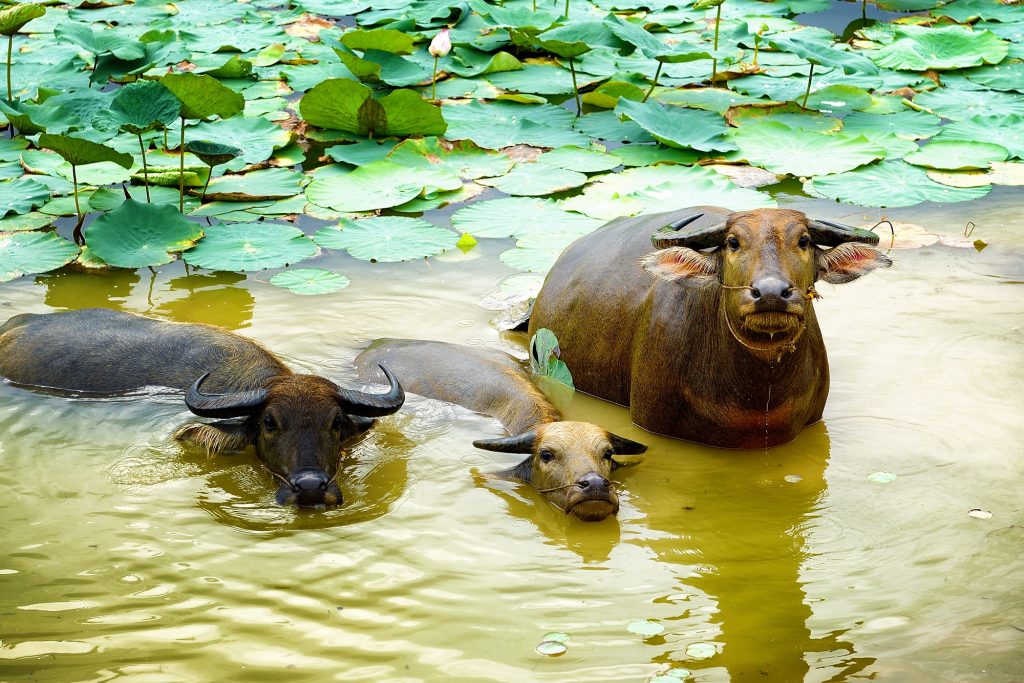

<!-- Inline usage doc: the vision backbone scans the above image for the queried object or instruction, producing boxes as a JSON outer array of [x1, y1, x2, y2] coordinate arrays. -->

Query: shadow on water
[[629, 422, 876, 680]]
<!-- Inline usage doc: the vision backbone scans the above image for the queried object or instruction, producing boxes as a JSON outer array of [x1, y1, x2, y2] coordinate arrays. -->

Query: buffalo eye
[[540, 449, 554, 463], [727, 236, 740, 252], [262, 413, 277, 432], [331, 413, 346, 431], [798, 234, 811, 250]]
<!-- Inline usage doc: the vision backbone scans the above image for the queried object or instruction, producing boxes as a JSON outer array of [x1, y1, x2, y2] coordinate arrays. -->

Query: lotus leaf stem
[[137, 134, 151, 202], [71, 164, 84, 245], [711, 2, 722, 84], [862, 0, 867, 21], [564, 0, 569, 18], [568, 58, 581, 117], [643, 61, 663, 103], [431, 55, 439, 100], [178, 116, 185, 212], [802, 62, 815, 108], [6, 35, 12, 101], [199, 165, 213, 205]]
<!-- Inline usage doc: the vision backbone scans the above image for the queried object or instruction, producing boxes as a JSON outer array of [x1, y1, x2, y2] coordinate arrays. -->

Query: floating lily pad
[[904, 140, 1008, 171], [871, 25, 1008, 71], [685, 642, 717, 659], [730, 122, 884, 177], [936, 115, 1024, 159], [451, 197, 603, 239], [967, 508, 992, 520], [928, 162, 1024, 188], [327, 140, 398, 166], [538, 146, 621, 173], [575, 110, 655, 143], [315, 216, 457, 262], [443, 100, 588, 149], [305, 161, 461, 213], [841, 110, 942, 141], [535, 640, 567, 656], [542, 632, 570, 644], [202, 168, 304, 201], [183, 222, 318, 271], [627, 620, 665, 638], [477, 163, 588, 196], [616, 99, 736, 153], [269, 268, 351, 295], [914, 88, 1024, 121], [0, 178, 51, 218], [87, 200, 204, 268], [499, 231, 583, 273], [185, 141, 243, 168], [0, 212, 53, 232], [188, 116, 291, 168], [386, 137, 514, 179], [803, 84, 872, 115], [0, 231, 79, 283], [611, 145, 701, 167], [808, 160, 991, 207], [867, 471, 898, 484], [89, 186, 198, 213]]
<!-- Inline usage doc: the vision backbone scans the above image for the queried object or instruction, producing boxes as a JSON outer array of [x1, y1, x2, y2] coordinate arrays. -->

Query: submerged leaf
[[627, 620, 665, 637]]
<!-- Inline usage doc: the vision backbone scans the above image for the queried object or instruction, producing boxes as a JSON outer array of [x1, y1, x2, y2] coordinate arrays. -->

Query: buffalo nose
[[290, 470, 329, 493], [576, 472, 610, 491], [751, 277, 798, 306]]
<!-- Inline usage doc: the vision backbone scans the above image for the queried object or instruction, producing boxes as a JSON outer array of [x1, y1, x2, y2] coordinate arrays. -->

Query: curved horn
[[651, 212, 730, 250], [337, 364, 405, 417], [473, 431, 537, 454], [809, 218, 880, 247], [185, 372, 268, 418]]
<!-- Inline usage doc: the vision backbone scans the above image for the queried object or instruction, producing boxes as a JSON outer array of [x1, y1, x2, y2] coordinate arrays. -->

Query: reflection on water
[[0, 191, 1022, 681]]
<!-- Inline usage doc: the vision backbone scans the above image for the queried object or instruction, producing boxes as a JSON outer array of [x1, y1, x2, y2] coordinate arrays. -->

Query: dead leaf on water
[[707, 164, 782, 188]]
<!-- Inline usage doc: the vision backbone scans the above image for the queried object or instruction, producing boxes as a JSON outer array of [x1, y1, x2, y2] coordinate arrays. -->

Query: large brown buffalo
[[355, 339, 647, 521], [528, 206, 892, 448], [0, 308, 404, 506]]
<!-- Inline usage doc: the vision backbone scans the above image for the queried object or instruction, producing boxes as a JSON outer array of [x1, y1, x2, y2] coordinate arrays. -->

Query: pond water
[[1, 186, 1021, 682]]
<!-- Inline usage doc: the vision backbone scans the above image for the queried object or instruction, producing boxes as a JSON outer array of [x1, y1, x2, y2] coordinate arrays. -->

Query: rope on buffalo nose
[[534, 480, 618, 493]]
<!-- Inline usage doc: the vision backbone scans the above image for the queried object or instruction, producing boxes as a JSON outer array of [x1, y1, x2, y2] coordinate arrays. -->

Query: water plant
[[0, 2, 45, 102]]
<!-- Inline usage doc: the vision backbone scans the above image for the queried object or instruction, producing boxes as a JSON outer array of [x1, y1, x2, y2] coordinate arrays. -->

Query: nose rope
[[259, 462, 292, 490], [534, 480, 618, 494]]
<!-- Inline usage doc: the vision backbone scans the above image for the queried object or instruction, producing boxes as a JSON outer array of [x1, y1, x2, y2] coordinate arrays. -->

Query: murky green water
[[1, 191, 1022, 682]]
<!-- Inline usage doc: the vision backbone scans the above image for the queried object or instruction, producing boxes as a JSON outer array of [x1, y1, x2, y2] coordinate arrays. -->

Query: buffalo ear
[[641, 247, 716, 283], [817, 243, 892, 284], [174, 419, 253, 455], [609, 432, 648, 455], [493, 457, 533, 484]]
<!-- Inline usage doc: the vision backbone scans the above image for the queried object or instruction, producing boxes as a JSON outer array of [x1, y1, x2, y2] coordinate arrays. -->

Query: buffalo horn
[[473, 431, 537, 454], [337, 364, 405, 417], [808, 218, 881, 246], [185, 372, 269, 418], [651, 212, 730, 250]]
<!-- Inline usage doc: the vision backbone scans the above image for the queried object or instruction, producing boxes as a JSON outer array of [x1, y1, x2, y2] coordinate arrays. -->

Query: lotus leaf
[[808, 160, 991, 207], [0, 230, 78, 282], [451, 197, 602, 239], [0, 177, 51, 218], [340, 28, 415, 55], [729, 122, 884, 177], [299, 78, 446, 136], [727, 103, 841, 133], [937, 115, 1024, 159], [202, 168, 304, 201], [499, 230, 584, 273], [574, 111, 654, 143], [89, 186, 197, 213], [183, 222, 318, 271], [315, 216, 457, 262], [386, 138, 514, 179], [962, 62, 1024, 93], [933, 0, 1024, 22], [616, 99, 736, 152], [86, 200, 204, 268], [180, 23, 287, 54], [653, 87, 768, 114], [38, 134, 133, 170], [904, 140, 1009, 171], [443, 100, 588, 149], [92, 81, 180, 136], [0, 212, 53, 232], [188, 116, 292, 168], [160, 73, 245, 121], [770, 31, 880, 74], [327, 140, 398, 166], [803, 84, 872, 115], [54, 22, 145, 60], [477, 164, 588, 197], [306, 160, 461, 213], [538, 146, 621, 173], [842, 110, 942, 140], [0, 3, 45, 36], [269, 268, 351, 295], [914, 88, 1024, 121], [611, 145, 701, 167], [870, 25, 1008, 71], [185, 141, 243, 168], [486, 64, 580, 96]]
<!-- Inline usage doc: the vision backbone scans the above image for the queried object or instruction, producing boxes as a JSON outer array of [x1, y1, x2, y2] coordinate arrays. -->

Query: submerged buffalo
[[0, 309, 404, 506], [528, 206, 892, 448], [355, 339, 647, 521]]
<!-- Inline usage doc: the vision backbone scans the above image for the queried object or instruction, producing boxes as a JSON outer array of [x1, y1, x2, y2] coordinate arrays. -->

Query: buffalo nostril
[[751, 288, 761, 299], [783, 287, 796, 299], [577, 473, 610, 490]]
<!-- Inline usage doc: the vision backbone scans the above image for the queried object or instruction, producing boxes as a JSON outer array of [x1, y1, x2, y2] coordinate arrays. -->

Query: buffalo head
[[176, 365, 404, 507], [474, 422, 647, 522], [641, 208, 891, 360]]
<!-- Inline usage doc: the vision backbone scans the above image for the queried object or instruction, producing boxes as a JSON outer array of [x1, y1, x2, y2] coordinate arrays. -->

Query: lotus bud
[[428, 29, 451, 58]]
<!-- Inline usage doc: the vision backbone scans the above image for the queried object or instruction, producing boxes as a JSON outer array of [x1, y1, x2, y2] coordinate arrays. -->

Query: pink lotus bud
[[429, 29, 451, 58]]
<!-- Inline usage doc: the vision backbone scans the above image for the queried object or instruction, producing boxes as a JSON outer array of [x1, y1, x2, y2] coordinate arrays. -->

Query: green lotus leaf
[[0, 3, 45, 37], [933, 0, 1024, 22], [327, 140, 398, 166], [187, 115, 292, 168], [610, 145, 701, 167], [904, 140, 1008, 171], [936, 115, 1024, 159], [842, 110, 942, 140], [582, 80, 646, 109], [269, 268, 351, 295], [86, 200, 204, 268], [183, 222, 319, 271], [603, 13, 668, 56], [486, 64, 579, 96], [0, 177, 51, 218], [202, 168, 304, 201], [808, 160, 991, 207], [499, 231, 583, 273], [0, 230, 78, 282], [305, 160, 462, 213], [477, 163, 588, 196], [0, 211, 52, 232], [180, 23, 288, 54], [37, 134, 133, 170], [727, 102, 841, 133], [160, 72, 245, 121], [89, 186, 198, 213], [537, 146, 621, 173], [914, 88, 1024, 121], [92, 80, 181, 135], [451, 197, 603, 239], [340, 28, 415, 55], [962, 62, 1024, 93], [870, 25, 1008, 71], [510, 27, 591, 60], [447, 48, 523, 77], [770, 31, 880, 74], [299, 78, 446, 137], [185, 141, 243, 168], [729, 122, 884, 177], [803, 84, 872, 115], [54, 22, 145, 60], [616, 99, 736, 153], [386, 138, 514, 180], [653, 87, 768, 114], [574, 110, 654, 143], [314, 216, 457, 262], [443, 100, 589, 150]]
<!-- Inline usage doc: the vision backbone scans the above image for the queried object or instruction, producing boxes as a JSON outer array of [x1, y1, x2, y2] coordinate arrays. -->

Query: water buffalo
[[528, 206, 892, 448], [0, 308, 404, 506], [355, 339, 647, 521]]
